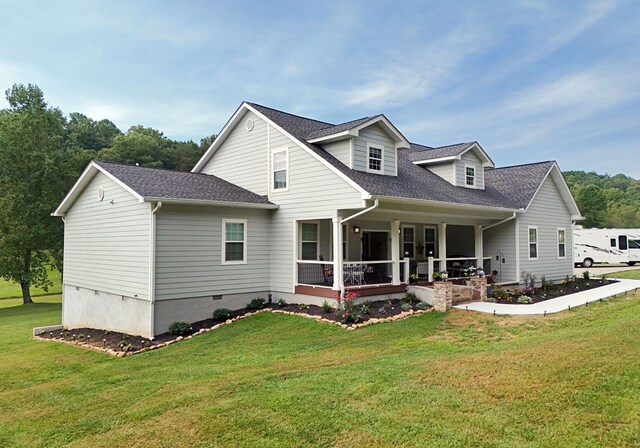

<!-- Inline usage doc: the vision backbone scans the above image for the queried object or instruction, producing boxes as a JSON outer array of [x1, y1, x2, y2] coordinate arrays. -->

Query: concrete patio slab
[[453, 278, 640, 315]]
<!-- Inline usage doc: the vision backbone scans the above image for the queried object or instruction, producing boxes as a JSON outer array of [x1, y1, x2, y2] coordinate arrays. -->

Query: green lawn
[[608, 269, 640, 280], [1, 295, 640, 447], [0, 268, 62, 299]]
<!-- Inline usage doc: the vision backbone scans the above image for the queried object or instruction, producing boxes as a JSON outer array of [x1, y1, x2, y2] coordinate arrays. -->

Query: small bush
[[583, 270, 590, 281], [246, 298, 266, 310], [277, 298, 287, 307], [416, 301, 430, 310], [321, 300, 333, 313], [404, 292, 418, 304], [485, 296, 497, 303], [213, 308, 232, 320], [401, 302, 412, 312], [360, 302, 369, 314], [298, 303, 309, 311], [516, 295, 533, 304], [168, 321, 191, 336]]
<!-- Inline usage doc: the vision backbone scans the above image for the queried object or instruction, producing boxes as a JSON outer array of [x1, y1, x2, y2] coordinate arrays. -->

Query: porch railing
[[296, 258, 410, 288], [426, 256, 492, 281]]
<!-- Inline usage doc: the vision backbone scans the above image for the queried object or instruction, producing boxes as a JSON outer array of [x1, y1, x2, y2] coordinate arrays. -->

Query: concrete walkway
[[453, 278, 640, 315]]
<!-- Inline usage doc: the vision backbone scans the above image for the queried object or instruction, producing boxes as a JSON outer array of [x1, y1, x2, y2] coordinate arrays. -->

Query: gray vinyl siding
[[353, 123, 397, 176], [154, 205, 271, 300], [199, 110, 268, 195], [322, 140, 352, 168], [518, 176, 574, 281], [483, 221, 517, 283], [457, 151, 484, 189], [426, 162, 455, 184], [267, 126, 364, 293], [63, 171, 150, 299]]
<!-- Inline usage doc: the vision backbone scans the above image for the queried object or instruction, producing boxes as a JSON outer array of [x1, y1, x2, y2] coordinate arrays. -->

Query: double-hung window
[[557, 228, 566, 259], [300, 223, 318, 260], [528, 226, 538, 260], [272, 148, 288, 191], [368, 144, 383, 172], [424, 226, 437, 258], [222, 219, 247, 264], [402, 226, 415, 258], [465, 166, 475, 187]]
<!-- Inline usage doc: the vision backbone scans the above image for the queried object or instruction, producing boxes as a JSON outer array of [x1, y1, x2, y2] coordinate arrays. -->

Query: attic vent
[[246, 118, 254, 131], [97, 186, 105, 202]]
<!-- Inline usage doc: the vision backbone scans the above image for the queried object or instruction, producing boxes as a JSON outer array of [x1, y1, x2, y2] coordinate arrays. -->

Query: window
[[610, 238, 617, 247], [528, 226, 538, 260], [619, 235, 628, 251], [342, 224, 347, 260], [424, 226, 437, 258], [368, 144, 383, 172], [465, 166, 475, 187], [222, 219, 247, 264], [300, 223, 318, 260], [557, 228, 566, 259], [402, 226, 415, 258], [272, 148, 288, 191]]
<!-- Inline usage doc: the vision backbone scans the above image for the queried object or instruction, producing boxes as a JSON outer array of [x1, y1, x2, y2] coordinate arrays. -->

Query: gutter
[[340, 199, 380, 225], [141, 197, 278, 210], [482, 212, 517, 231], [149, 201, 162, 339]]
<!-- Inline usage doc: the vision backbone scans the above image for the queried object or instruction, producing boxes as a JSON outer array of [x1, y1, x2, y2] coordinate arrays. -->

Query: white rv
[[573, 227, 640, 267]]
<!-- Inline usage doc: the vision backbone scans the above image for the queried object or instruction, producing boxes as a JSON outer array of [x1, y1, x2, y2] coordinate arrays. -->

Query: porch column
[[391, 219, 400, 285], [332, 217, 344, 292], [475, 224, 483, 270], [438, 223, 447, 272]]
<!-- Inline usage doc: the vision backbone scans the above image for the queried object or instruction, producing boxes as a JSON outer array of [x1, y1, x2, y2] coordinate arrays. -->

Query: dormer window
[[465, 166, 475, 187], [368, 144, 383, 172]]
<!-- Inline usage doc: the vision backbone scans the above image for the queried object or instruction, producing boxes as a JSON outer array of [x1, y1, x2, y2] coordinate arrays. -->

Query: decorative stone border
[[33, 306, 435, 357]]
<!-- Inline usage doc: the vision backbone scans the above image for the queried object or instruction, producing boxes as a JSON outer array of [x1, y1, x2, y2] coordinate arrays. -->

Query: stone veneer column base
[[470, 276, 488, 302], [433, 281, 453, 312]]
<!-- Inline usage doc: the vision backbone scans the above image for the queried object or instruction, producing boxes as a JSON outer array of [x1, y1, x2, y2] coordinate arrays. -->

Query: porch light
[[353, 225, 361, 234]]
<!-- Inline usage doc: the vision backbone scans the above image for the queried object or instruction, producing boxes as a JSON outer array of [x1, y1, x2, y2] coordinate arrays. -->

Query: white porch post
[[475, 224, 483, 270], [391, 219, 400, 285], [438, 222, 447, 272], [332, 217, 344, 293]]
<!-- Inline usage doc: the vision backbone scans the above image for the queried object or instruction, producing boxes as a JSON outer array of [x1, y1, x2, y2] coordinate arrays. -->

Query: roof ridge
[[246, 102, 334, 127], [95, 159, 213, 177], [490, 160, 555, 171]]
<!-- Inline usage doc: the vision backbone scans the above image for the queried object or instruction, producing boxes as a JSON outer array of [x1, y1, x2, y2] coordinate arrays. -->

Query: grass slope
[[608, 269, 640, 280], [0, 268, 62, 299], [1, 295, 639, 447]]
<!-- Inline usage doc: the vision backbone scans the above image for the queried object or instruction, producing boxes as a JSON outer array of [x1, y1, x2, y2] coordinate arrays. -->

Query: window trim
[[366, 142, 384, 174], [424, 225, 438, 258], [299, 221, 320, 261], [401, 224, 415, 259], [557, 227, 566, 259], [222, 218, 247, 265], [528, 225, 538, 260], [271, 147, 289, 192], [465, 164, 476, 188]]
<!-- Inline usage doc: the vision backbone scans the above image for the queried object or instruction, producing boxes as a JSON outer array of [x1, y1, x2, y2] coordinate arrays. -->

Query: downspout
[[61, 216, 66, 326], [338, 199, 380, 296], [149, 201, 162, 339]]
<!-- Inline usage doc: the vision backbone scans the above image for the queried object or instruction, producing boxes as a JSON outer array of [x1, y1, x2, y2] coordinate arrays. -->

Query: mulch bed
[[491, 277, 618, 304], [35, 298, 431, 355]]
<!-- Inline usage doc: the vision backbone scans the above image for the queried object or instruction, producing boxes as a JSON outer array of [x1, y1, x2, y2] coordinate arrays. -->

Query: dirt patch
[[491, 278, 617, 304]]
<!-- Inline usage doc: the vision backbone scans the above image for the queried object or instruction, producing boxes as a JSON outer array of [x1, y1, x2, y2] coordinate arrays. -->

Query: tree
[[575, 184, 607, 228], [0, 84, 70, 303], [66, 112, 121, 151]]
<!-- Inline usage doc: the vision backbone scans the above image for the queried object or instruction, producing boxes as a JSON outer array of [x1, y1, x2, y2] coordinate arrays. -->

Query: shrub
[[416, 301, 430, 310], [360, 302, 369, 314], [321, 300, 333, 313], [583, 270, 590, 281], [168, 321, 191, 336], [404, 292, 418, 304], [277, 298, 287, 307], [516, 295, 533, 304], [298, 303, 308, 311], [485, 296, 497, 303], [432, 271, 442, 281], [213, 308, 232, 320], [246, 298, 266, 310], [521, 270, 537, 288], [492, 286, 510, 301], [401, 302, 412, 312], [336, 291, 360, 323]]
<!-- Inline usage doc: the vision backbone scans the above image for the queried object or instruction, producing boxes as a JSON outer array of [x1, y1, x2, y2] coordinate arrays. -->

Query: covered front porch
[[294, 199, 516, 298]]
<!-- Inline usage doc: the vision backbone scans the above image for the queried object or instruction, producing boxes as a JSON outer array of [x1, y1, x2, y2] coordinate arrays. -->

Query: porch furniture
[[344, 263, 366, 285], [416, 262, 429, 278]]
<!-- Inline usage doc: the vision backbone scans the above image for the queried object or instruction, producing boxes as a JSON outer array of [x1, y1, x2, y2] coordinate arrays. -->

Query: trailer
[[573, 227, 640, 267]]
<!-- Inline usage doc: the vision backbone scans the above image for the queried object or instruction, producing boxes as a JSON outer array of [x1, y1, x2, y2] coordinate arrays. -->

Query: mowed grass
[[1, 295, 640, 447], [0, 268, 62, 299], [609, 269, 640, 280]]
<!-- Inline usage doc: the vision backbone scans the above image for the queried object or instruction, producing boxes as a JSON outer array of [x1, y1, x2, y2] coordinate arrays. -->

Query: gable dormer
[[307, 115, 409, 177], [409, 142, 494, 190]]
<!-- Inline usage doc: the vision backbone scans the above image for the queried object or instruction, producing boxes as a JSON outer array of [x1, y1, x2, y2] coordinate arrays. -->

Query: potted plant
[[409, 273, 417, 285], [432, 271, 442, 281]]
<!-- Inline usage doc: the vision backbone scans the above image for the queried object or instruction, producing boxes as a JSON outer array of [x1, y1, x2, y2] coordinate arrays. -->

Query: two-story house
[[53, 102, 581, 337]]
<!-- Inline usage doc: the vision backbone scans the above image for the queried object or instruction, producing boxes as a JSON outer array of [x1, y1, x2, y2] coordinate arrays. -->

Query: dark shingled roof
[[306, 116, 379, 140], [405, 142, 475, 162], [248, 102, 555, 210], [95, 160, 274, 206]]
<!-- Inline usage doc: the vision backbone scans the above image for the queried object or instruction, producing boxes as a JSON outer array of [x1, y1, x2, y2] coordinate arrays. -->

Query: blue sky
[[1, 0, 639, 176]]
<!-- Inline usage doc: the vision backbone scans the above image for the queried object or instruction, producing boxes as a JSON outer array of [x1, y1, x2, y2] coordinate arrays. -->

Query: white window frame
[[366, 142, 384, 173], [465, 165, 476, 188], [528, 225, 538, 260], [402, 225, 415, 258], [424, 225, 438, 258], [222, 219, 247, 265], [557, 227, 566, 259], [271, 147, 289, 192], [299, 221, 320, 261]]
